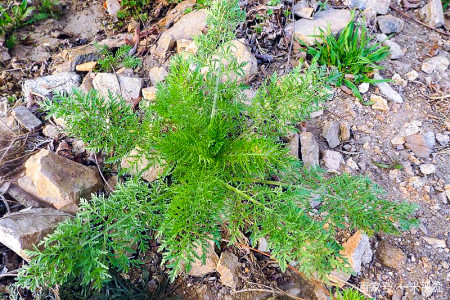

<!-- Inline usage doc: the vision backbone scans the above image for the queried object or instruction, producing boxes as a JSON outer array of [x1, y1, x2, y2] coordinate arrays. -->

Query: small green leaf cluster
[[95, 43, 142, 72], [0, 0, 59, 49], [300, 12, 390, 102], [116, 0, 151, 21], [16, 179, 158, 292], [40, 89, 142, 163], [15, 0, 418, 294], [335, 288, 370, 300]]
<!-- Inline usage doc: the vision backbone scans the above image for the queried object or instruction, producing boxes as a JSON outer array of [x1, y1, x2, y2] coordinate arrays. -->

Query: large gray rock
[[287, 132, 299, 158], [377, 15, 405, 34], [419, 0, 444, 28], [346, 0, 391, 15], [228, 39, 258, 82], [322, 121, 340, 148], [340, 231, 372, 273], [300, 132, 319, 167], [93, 73, 143, 102], [64, 5, 104, 40], [322, 150, 343, 171], [216, 251, 240, 290], [0, 208, 70, 260], [285, 9, 352, 46], [421, 55, 449, 74], [23, 72, 81, 99], [61, 44, 99, 72], [18, 150, 103, 214], [373, 73, 403, 103], [187, 240, 219, 277], [12, 106, 42, 131], [155, 9, 207, 57]]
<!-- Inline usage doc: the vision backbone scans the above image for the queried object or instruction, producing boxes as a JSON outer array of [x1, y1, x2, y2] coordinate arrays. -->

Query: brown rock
[[0, 208, 70, 260], [188, 240, 219, 276], [76, 61, 97, 72], [405, 135, 432, 158], [217, 251, 240, 290], [340, 231, 372, 273], [377, 242, 407, 270], [149, 67, 169, 86], [339, 121, 351, 141], [142, 87, 157, 101], [121, 148, 164, 182], [300, 132, 320, 167], [370, 95, 389, 112], [21, 150, 103, 213], [287, 132, 299, 158]]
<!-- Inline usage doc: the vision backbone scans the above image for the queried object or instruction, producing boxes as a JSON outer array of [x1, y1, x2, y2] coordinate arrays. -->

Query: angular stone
[[0, 208, 70, 260], [420, 164, 436, 175], [142, 87, 157, 101], [300, 132, 320, 168], [400, 122, 420, 136], [121, 148, 164, 182], [75, 61, 97, 72], [20, 150, 103, 213], [287, 132, 299, 158], [149, 67, 169, 86], [422, 237, 446, 248], [374, 73, 403, 103], [377, 15, 405, 34], [392, 74, 407, 87], [155, 34, 175, 57], [285, 9, 352, 46], [385, 39, 405, 60], [322, 121, 340, 148], [217, 251, 240, 290], [405, 70, 419, 81], [64, 5, 103, 40], [358, 82, 370, 94], [377, 242, 406, 270], [12, 106, 42, 131], [156, 9, 207, 56], [370, 95, 389, 112], [188, 240, 219, 276], [346, 0, 391, 15], [436, 132, 449, 146], [340, 121, 351, 141], [322, 150, 343, 171], [92, 73, 143, 102], [423, 131, 436, 148], [341, 231, 372, 273], [419, 0, 445, 28], [23, 72, 81, 99], [61, 45, 99, 72], [405, 135, 432, 158], [421, 56, 449, 74], [176, 39, 198, 55], [228, 39, 258, 82], [106, 0, 121, 17]]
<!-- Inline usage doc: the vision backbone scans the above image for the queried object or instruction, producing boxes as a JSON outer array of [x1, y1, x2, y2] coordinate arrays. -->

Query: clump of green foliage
[[15, 0, 418, 295], [0, 0, 59, 49], [335, 288, 370, 300], [301, 12, 390, 103], [95, 43, 142, 72], [116, 0, 151, 21]]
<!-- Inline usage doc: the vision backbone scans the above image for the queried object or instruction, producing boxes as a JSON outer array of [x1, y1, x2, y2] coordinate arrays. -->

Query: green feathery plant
[[301, 12, 390, 104], [116, 0, 151, 21], [335, 288, 370, 300], [15, 0, 418, 294], [95, 42, 142, 72]]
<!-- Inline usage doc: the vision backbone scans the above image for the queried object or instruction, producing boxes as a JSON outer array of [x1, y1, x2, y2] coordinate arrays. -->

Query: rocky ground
[[0, 0, 449, 299]]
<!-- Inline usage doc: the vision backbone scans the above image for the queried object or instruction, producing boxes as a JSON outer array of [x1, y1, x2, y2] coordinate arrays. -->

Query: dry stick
[[0, 194, 10, 214], [286, 0, 295, 67], [94, 153, 113, 192], [231, 288, 307, 300], [389, 5, 450, 37], [222, 239, 331, 298]]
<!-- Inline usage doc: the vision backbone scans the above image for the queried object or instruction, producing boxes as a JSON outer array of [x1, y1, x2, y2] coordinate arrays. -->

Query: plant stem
[[223, 182, 273, 211]]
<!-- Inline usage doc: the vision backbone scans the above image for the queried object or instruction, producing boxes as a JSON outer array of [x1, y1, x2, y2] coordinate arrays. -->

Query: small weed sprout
[[15, 0, 418, 295], [95, 43, 142, 72], [301, 12, 391, 103]]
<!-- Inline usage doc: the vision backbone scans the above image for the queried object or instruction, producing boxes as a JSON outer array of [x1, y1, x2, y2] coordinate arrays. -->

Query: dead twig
[[94, 153, 113, 192], [389, 5, 450, 37], [286, 0, 295, 67], [231, 288, 307, 300], [222, 239, 331, 298]]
